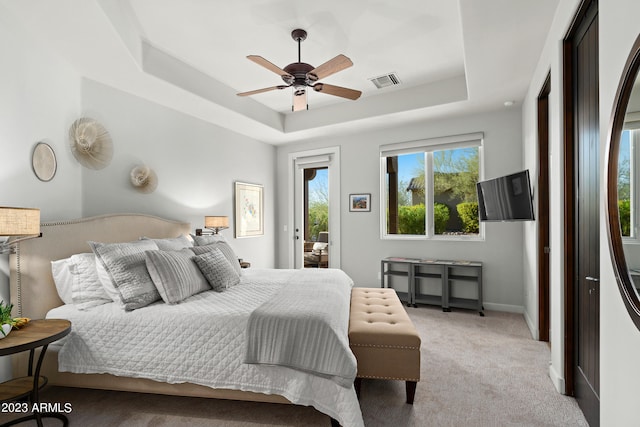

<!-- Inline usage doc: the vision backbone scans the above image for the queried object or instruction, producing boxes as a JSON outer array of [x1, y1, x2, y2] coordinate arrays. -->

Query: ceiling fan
[[237, 29, 362, 112]]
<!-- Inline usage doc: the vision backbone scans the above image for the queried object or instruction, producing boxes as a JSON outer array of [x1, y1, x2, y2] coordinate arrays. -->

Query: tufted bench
[[348, 287, 421, 404]]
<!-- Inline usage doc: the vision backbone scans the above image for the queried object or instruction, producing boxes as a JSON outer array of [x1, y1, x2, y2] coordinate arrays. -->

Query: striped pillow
[[145, 249, 211, 304]]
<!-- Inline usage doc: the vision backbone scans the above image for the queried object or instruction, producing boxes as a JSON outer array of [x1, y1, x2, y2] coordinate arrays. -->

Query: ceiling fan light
[[292, 89, 308, 112]]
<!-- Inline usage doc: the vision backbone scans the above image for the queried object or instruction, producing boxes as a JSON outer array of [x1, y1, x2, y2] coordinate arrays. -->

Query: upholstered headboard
[[9, 213, 191, 319]]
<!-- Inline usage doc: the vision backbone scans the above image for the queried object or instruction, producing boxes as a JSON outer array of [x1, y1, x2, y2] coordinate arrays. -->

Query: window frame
[[379, 133, 485, 241], [622, 127, 640, 242]]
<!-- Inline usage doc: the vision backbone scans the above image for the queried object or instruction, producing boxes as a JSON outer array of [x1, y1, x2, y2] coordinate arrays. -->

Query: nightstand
[[0, 319, 71, 427], [239, 261, 251, 269]]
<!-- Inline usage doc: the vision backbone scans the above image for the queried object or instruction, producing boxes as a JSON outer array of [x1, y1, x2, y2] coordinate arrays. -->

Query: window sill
[[381, 234, 485, 242]]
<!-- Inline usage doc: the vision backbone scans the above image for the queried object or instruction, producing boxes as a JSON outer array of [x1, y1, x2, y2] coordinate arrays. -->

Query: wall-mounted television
[[476, 170, 535, 221]]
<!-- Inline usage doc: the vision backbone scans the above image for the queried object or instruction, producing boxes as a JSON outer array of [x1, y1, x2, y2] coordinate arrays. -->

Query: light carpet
[[1, 307, 588, 426]]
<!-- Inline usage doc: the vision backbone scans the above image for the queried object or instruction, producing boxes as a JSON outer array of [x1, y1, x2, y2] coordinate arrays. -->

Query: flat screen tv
[[476, 170, 535, 221]]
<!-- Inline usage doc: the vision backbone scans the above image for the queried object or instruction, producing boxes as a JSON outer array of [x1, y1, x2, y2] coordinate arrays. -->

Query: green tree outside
[[402, 148, 479, 234], [619, 199, 631, 236], [308, 201, 328, 241]]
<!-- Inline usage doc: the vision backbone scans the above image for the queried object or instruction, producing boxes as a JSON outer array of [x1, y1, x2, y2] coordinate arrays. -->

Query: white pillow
[[95, 259, 124, 307], [312, 242, 328, 255], [51, 258, 74, 305], [68, 253, 112, 310]]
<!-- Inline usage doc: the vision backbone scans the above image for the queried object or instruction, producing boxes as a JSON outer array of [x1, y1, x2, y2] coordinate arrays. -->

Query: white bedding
[[47, 268, 364, 427], [246, 270, 357, 387]]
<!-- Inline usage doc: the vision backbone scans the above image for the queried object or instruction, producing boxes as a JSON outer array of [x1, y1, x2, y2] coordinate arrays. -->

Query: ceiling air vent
[[369, 73, 401, 89]]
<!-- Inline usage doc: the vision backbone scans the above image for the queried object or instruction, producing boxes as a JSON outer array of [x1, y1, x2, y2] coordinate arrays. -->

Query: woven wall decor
[[69, 117, 113, 169], [130, 165, 158, 194]]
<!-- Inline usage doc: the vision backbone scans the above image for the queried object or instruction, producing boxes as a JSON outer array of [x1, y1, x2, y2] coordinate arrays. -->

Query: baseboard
[[523, 310, 539, 340], [482, 302, 524, 314], [549, 363, 566, 394]]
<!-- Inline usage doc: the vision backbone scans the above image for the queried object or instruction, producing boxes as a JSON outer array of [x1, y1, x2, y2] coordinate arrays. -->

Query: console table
[[381, 257, 484, 316], [0, 319, 72, 427]]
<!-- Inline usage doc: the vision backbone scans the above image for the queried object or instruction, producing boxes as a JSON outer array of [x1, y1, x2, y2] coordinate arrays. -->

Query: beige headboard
[[9, 213, 191, 319]]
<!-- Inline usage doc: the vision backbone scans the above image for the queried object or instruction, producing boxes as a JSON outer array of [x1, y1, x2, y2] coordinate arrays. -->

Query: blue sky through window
[[621, 130, 631, 165], [398, 153, 422, 183], [308, 168, 328, 204]]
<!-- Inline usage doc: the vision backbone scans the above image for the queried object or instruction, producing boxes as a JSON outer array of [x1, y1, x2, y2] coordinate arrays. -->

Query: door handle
[[585, 276, 599, 282]]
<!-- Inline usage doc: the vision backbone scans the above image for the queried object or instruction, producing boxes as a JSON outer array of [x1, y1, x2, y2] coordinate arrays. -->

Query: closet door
[[568, 1, 600, 425]]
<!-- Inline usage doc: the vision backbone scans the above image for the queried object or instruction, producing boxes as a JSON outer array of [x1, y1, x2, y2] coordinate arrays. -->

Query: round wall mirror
[[607, 33, 640, 330]]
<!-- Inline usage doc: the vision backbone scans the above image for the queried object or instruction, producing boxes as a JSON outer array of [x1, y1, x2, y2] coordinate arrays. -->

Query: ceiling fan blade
[[247, 55, 293, 79], [307, 54, 353, 81], [313, 83, 361, 100], [292, 90, 308, 112], [237, 85, 289, 97]]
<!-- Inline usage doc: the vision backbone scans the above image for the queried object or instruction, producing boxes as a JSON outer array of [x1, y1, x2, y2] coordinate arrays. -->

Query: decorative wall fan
[[237, 29, 361, 112], [69, 117, 113, 170], [130, 165, 158, 194]]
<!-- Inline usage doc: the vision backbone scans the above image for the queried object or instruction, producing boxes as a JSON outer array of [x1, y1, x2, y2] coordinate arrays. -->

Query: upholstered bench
[[348, 287, 421, 404]]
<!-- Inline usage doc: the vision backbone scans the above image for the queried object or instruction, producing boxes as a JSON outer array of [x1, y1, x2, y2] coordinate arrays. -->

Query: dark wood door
[[538, 74, 551, 343], [573, 2, 600, 424]]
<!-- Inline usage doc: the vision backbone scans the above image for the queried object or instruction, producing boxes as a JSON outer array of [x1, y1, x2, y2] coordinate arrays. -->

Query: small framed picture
[[235, 182, 264, 238], [349, 193, 371, 212]]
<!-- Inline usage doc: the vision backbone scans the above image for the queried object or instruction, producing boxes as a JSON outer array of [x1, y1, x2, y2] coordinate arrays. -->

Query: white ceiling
[[2, 0, 559, 145]]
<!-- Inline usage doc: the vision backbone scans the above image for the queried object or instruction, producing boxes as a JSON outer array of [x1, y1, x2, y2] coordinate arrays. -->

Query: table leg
[[0, 344, 69, 427]]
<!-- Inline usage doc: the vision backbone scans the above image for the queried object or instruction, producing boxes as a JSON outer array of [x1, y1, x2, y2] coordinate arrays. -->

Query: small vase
[[0, 324, 11, 339]]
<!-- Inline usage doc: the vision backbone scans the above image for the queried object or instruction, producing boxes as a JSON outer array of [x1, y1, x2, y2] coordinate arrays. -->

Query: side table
[[0, 319, 71, 427]]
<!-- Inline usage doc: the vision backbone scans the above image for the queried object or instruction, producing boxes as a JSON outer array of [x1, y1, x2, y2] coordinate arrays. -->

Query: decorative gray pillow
[[145, 249, 210, 304], [89, 240, 161, 311], [190, 242, 241, 276], [191, 234, 226, 246], [68, 253, 112, 310], [140, 235, 193, 251], [193, 249, 240, 292]]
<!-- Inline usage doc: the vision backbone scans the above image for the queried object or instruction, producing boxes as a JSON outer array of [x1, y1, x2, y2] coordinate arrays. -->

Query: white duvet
[[47, 268, 364, 427]]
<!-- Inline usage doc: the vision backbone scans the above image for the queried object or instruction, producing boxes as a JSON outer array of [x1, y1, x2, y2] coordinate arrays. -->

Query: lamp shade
[[205, 216, 229, 229], [0, 207, 40, 236]]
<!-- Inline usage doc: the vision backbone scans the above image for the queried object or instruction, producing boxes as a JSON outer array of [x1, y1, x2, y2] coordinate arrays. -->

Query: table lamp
[[0, 207, 41, 254]]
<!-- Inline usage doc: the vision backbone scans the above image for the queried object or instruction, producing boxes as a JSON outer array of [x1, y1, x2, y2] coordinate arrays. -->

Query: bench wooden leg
[[406, 381, 417, 404], [354, 377, 362, 399]]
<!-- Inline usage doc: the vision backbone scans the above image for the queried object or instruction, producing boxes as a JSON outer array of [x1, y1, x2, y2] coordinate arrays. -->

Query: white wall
[[80, 80, 277, 268], [0, 7, 83, 220], [598, 1, 640, 425], [0, 5, 83, 381], [276, 108, 526, 311], [522, 0, 640, 423], [522, 0, 581, 391]]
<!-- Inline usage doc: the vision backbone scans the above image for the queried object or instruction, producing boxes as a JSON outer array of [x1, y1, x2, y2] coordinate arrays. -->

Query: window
[[619, 128, 638, 239], [380, 133, 483, 239], [305, 167, 329, 242]]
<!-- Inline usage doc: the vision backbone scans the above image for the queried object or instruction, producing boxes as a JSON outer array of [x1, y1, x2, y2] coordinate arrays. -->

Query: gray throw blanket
[[244, 269, 357, 388]]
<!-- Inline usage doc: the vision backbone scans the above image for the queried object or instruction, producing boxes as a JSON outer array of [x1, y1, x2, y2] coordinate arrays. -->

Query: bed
[[9, 213, 363, 427]]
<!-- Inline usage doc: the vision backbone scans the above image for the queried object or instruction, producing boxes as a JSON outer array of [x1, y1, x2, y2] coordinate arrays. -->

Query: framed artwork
[[235, 182, 264, 238], [349, 193, 371, 212]]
